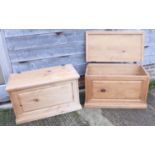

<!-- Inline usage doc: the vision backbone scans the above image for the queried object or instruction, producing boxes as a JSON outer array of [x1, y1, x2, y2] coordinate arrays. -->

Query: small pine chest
[[6, 64, 81, 124], [85, 31, 150, 109]]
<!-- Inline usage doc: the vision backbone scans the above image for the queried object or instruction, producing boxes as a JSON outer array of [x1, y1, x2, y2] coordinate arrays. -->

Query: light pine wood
[[86, 31, 144, 62], [85, 101, 147, 109], [92, 81, 142, 99], [18, 83, 73, 112], [85, 31, 150, 109], [6, 64, 79, 91], [86, 63, 147, 76], [6, 64, 81, 124], [16, 100, 81, 124], [85, 64, 149, 108]]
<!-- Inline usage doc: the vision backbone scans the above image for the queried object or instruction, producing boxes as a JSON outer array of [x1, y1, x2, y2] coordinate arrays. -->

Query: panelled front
[[6, 64, 81, 124], [10, 81, 77, 116], [86, 76, 148, 104], [92, 80, 142, 99]]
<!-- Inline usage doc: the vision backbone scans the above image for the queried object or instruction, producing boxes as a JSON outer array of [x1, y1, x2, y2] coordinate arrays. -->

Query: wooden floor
[[1, 89, 155, 126]]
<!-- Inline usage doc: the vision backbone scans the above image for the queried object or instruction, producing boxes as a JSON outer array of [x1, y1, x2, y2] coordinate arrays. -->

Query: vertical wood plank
[[0, 30, 12, 102], [0, 30, 12, 82]]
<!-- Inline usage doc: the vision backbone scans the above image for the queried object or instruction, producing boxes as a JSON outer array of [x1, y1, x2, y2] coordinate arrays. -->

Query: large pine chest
[[85, 31, 150, 108]]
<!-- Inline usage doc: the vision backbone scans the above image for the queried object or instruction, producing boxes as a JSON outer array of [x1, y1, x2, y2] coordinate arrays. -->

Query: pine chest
[[6, 64, 81, 124], [85, 31, 150, 109]]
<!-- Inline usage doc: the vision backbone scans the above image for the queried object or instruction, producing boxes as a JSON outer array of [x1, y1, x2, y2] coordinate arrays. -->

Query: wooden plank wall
[[3, 29, 155, 76], [4, 29, 86, 75]]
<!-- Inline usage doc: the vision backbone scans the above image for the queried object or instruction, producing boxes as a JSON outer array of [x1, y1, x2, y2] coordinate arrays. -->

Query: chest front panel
[[15, 82, 74, 112]]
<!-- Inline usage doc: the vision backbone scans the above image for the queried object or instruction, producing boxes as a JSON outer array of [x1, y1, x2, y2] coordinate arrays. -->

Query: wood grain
[[86, 63, 147, 75], [1, 29, 154, 105], [11, 53, 86, 74], [85, 31, 149, 109], [85, 64, 149, 108], [3, 29, 154, 78], [0, 30, 12, 102], [6, 30, 85, 51], [4, 30, 86, 75], [9, 42, 84, 63], [6, 64, 79, 91], [92, 80, 142, 99], [0, 30, 12, 82], [86, 31, 144, 62], [6, 64, 81, 124]]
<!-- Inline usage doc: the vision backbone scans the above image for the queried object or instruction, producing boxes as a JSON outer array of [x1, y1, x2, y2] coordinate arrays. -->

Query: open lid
[[86, 31, 144, 62]]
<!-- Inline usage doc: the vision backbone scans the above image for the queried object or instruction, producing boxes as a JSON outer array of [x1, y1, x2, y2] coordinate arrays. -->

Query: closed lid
[[86, 31, 144, 62], [6, 64, 79, 91]]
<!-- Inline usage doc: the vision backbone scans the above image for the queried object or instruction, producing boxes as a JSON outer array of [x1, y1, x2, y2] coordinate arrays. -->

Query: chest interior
[[86, 63, 148, 76]]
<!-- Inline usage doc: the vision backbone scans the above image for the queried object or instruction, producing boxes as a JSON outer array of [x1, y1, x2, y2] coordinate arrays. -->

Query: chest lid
[[86, 31, 144, 62], [6, 64, 79, 91]]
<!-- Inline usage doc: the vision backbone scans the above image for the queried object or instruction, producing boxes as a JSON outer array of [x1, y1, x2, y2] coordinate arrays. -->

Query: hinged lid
[[86, 31, 144, 62], [6, 64, 79, 91]]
